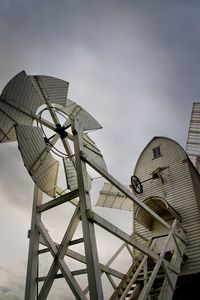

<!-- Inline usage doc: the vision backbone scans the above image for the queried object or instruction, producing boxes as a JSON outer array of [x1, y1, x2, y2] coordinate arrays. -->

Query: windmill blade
[[186, 102, 200, 167], [63, 158, 93, 191], [0, 71, 44, 143], [29, 75, 69, 107], [64, 131, 105, 191], [0, 71, 70, 143], [83, 133, 107, 171], [1, 71, 43, 114], [15, 125, 59, 197], [96, 182, 133, 210], [63, 158, 78, 191], [63, 99, 102, 131], [0, 71, 101, 143], [63, 133, 104, 191]]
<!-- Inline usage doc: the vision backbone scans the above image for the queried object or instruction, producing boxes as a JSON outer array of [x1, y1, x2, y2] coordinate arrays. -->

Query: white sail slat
[[96, 182, 133, 210], [63, 158, 78, 191], [0, 71, 44, 142], [186, 102, 200, 168], [29, 75, 69, 107], [63, 99, 102, 131], [63, 157, 92, 191], [83, 133, 107, 171], [16, 125, 59, 197], [1, 71, 43, 115]]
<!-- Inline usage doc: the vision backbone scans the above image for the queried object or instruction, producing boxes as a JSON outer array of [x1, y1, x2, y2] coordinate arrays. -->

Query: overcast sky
[[1, 0, 200, 299]]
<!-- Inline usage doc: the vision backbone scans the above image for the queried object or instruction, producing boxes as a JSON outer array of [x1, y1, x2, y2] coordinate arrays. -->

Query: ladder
[[109, 220, 187, 300]]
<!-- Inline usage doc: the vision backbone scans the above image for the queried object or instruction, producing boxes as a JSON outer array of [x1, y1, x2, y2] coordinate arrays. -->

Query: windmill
[[0, 71, 189, 299], [96, 104, 200, 299], [0, 70, 106, 299]]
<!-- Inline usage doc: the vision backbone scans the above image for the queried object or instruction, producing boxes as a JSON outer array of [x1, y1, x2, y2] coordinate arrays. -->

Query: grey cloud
[[0, 266, 24, 300], [0, 143, 33, 211]]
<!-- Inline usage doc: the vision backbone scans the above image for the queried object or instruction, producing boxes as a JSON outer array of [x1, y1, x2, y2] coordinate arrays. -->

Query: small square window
[[152, 146, 161, 159]]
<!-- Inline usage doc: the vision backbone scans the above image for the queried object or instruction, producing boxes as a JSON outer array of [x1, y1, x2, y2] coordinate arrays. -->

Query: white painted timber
[[0, 71, 72, 143], [62, 98, 102, 131], [83, 133, 107, 171], [133, 136, 200, 276], [0, 71, 43, 142], [63, 158, 78, 190], [186, 102, 200, 170], [16, 125, 59, 197], [29, 75, 69, 108], [96, 182, 133, 210], [63, 157, 92, 191]]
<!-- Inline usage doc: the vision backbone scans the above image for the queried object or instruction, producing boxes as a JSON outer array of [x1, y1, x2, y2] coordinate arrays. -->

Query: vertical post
[[24, 185, 43, 300], [72, 119, 104, 300], [133, 202, 136, 259]]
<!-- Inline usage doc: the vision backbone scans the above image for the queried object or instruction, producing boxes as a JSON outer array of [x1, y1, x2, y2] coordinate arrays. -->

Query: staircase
[[109, 220, 187, 300]]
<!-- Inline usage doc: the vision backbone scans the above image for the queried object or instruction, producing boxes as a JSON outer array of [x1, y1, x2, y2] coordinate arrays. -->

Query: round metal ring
[[131, 175, 143, 194]]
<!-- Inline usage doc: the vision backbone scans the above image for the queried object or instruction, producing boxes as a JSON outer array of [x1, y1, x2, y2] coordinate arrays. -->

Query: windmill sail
[[0, 71, 70, 143], [63, 132, 105, 191], [63, 158, 78, 191], [0, 71, 43, 142], [96, 182, 133, 210], [186, 102, 200, 172], [63, 99, 102, 131], [16, 125, 59, 197], [29, 75, 69, 107]]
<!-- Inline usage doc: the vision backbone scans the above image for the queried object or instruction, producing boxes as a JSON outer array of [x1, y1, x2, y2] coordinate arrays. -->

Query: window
[[152, 146, 161, 159]]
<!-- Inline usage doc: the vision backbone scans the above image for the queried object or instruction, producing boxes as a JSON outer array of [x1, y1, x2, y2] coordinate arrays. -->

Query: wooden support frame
[[24, 117, 187, 300], [24, 186, 43, 300], [72, 119, 104, 300]]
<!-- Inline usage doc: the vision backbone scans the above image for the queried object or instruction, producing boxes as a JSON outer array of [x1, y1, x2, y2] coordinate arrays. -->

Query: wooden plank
[[37, 189, 79, 212], [39, 238, 125, 280], [73, 119, 106, 300], [37, 220, 87, 300], [86, 209, 158, 261], [138, 220, 178, 300], [24, 186, 43, 300], [38, 205, 81, 298]]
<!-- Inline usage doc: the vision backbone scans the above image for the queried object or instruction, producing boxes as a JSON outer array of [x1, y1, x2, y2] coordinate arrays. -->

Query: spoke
[[62, 118, 71, 129], [47, 132, 60, 147], [47, 103, 60, 125], [34, 76, 60, 126], [37, 116, 55, 131], [39, 106, 75, 163]]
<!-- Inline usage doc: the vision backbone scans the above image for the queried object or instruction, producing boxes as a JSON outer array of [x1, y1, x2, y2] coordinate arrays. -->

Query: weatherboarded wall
[[133, 136, 200, 276]]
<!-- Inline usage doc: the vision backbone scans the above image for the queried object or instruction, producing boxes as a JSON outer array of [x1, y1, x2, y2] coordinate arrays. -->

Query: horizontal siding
[[133, 137, 200, 275]]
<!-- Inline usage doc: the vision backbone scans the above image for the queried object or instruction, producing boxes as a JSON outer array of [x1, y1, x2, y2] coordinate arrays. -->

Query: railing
[[108, 218, 187, 300]]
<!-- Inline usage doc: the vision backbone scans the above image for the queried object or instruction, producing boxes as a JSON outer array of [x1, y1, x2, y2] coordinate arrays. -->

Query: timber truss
[[25, 119, 187, 300]]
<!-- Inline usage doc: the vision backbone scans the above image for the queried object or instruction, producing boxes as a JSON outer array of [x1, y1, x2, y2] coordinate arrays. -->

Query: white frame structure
[[24, 118, 187, 300], [0, 71, 187, 299]]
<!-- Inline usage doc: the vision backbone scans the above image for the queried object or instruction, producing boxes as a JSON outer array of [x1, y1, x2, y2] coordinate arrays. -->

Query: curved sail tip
[[65, 98, 102, 131]]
